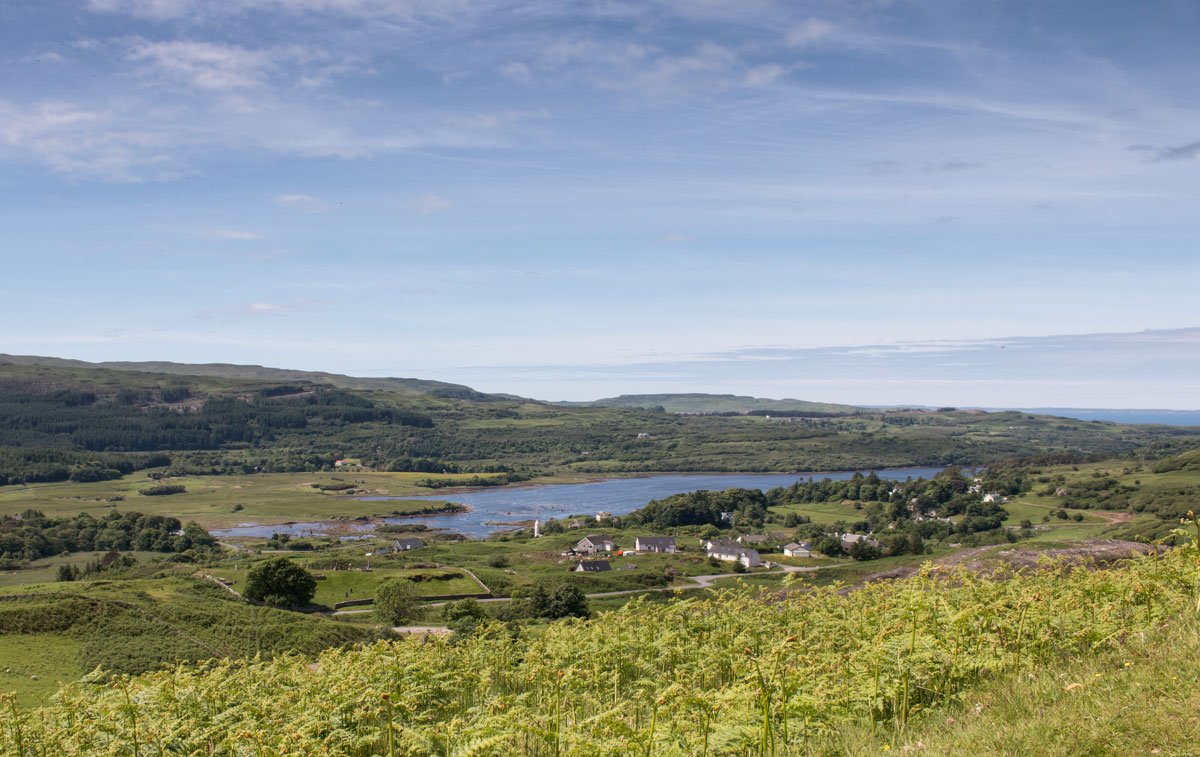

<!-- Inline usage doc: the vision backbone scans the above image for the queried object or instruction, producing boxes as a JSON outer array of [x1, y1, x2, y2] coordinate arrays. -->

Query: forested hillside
[[1, 358, 1198, 487]]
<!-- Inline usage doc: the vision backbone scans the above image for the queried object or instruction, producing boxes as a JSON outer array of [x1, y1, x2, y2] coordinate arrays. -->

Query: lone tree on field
[[375, 579, 422, 624], [243, 557, 317, 607]]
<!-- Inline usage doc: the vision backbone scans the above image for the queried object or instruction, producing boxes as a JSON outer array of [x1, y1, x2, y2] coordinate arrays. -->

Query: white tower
[[534, 519, 540, 537]]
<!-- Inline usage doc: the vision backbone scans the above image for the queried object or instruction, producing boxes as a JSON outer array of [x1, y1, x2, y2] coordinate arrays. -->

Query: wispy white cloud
[[530, 37, 789, 99], [1128, 140, 1200, 163], [202, 228, 267, 240], [786, 18, 837, 48], [410, 193, 453, 214], [497, 61, 532, 83], [25, 51, 65, 64], [275, 193, 328, 213], [87, 0, 484, 23], [195, 298, 327, 320], [0, 98, 183, 181], [0, 90, 541, 181], [127, 39, 289, 90]]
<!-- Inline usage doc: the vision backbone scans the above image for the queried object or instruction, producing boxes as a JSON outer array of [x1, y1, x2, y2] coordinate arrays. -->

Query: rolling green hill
[[560, 392, 861, 414], [0, 575, 380, 707], [0, 354, 502, 400], [1, 357, 1198, 488]]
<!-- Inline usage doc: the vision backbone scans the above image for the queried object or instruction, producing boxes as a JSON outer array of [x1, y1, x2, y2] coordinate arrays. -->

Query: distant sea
[[999, 408, 1200, 427]]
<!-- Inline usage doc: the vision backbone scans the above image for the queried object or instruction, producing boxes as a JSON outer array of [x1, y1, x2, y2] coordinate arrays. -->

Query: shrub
[[140, 484, 187, 496], [375, 579, 421, 625], [243, 558, 317, 607]]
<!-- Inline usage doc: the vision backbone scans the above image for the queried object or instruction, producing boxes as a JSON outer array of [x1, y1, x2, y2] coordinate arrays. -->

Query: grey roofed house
[[704, 538, 740, 552], [737, 534, 769, 544], [839, 533, 878, 550], [576, 534, 615, 554], [634, 536, 676, 553], [707, 541, 762, 567], [390, 538, 425, 551], [575, 560, 611, 572]]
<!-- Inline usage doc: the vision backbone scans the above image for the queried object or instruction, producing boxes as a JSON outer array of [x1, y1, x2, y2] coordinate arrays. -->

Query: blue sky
[[1, 0, 1197, 407]]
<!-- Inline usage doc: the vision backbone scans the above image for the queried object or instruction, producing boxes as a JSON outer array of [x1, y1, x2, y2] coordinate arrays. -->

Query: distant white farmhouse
[[783, 542, 811, 558], [634, 536, 676, 553], [575, 534, 615, 555], [706, 539, 761, 568], [982, 492, 1005, 503]]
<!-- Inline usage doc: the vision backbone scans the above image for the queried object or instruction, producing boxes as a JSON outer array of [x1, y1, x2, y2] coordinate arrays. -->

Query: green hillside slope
[[5, 532, 1197, 754], [1, 358, 1198, 485], [0, 576, 379, 707], [0, 353, 499, 400], [562, 393, 860, 414]]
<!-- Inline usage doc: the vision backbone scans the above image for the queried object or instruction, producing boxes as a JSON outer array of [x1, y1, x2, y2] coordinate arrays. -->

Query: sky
[[1, 0, 1198, 407]]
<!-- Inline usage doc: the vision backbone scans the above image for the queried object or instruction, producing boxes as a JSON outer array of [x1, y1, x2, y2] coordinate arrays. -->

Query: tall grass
[[4, 530, 1198, 755]]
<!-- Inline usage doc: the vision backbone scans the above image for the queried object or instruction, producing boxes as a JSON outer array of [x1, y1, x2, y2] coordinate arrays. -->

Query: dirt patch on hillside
[[858, 540, 1158, 586]]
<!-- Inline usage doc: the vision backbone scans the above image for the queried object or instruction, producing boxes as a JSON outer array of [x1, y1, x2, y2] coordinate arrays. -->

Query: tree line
[[0, 510, 215, 564]]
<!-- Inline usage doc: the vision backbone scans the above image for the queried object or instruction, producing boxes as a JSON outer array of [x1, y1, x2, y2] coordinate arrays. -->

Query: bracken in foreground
[[4, 520, 1199, 756]]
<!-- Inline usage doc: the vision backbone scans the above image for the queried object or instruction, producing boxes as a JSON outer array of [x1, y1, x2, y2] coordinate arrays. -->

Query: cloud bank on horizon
[[0, 1, 1197, 407]]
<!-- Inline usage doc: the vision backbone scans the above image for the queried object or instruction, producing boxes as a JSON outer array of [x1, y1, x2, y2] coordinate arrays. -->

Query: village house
[[574, 560, 611, 572], [982, 492, 1005, 503], [389, 538, 424, 552], [783, 542, 812, 558], [595, 511, 613, 522], [634, 536, 676, 553], [839, 533, 879, 551], [706, 539, 761, 568], [575, 534, 615, 555]]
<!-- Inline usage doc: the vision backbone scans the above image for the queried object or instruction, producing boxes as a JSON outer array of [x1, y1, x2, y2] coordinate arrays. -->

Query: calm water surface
[[212, 467, 941, 539]]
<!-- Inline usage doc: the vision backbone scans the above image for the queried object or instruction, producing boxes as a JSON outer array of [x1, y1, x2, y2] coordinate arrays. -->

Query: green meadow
[[0, 471, 482, 528]]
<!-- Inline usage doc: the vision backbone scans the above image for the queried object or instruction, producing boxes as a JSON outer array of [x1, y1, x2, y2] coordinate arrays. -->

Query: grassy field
[[1001, 497, 1108, 524], [0, 633, 83, 707], [206, 564, 486, 607], [0, 575, 382, 707], [996, 454, 1200, 541], [0, 550, 167, 587], [0, 471, 493, 528]]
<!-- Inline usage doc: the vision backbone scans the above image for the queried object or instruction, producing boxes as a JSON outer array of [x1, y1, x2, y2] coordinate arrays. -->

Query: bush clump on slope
[[6, 524, 1200, 755]]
